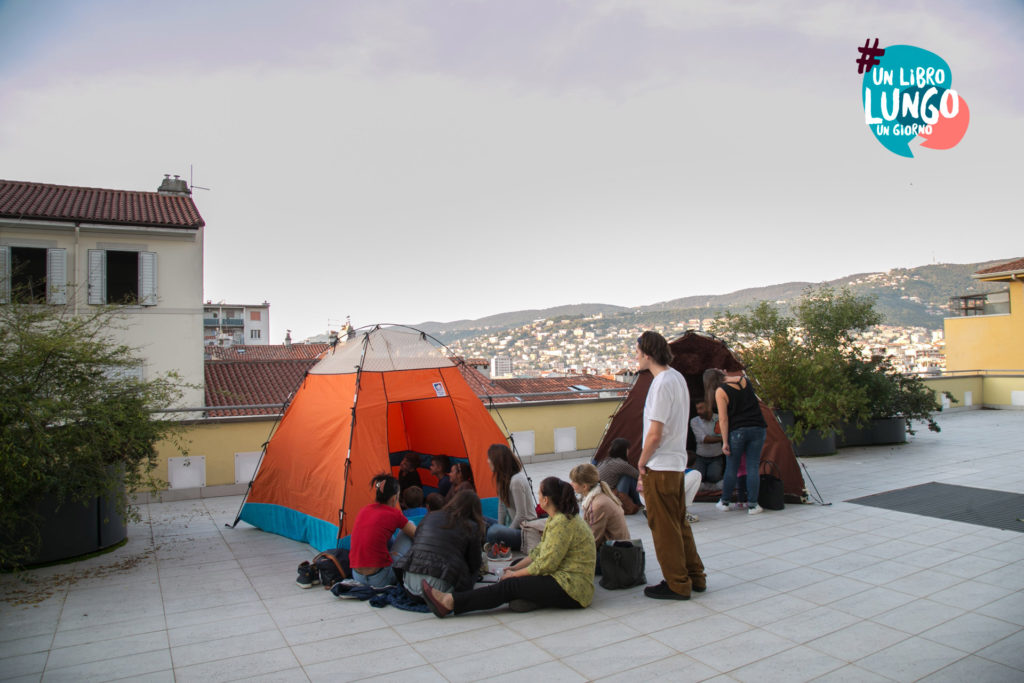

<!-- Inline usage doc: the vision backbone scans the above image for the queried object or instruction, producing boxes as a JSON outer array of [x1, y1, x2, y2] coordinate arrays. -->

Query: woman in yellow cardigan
[[421, 477, 595, 617]]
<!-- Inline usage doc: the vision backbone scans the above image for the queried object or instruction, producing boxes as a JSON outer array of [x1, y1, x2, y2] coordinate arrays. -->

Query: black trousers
[[453, 575, 582, 614]]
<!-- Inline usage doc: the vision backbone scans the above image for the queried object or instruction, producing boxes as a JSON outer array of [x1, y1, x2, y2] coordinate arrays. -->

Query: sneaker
[[486, 543, 512, 560], [747, 504, 764, 515], [729, 501, 747, 511], [643, 580, 690, 601], [714, 501, 729, 512], [686, 512, 699, 523], [296, 561, 319, 589]]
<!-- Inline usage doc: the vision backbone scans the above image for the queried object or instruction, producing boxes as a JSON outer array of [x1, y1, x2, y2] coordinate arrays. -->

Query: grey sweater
[[497, 470, 537, 529]]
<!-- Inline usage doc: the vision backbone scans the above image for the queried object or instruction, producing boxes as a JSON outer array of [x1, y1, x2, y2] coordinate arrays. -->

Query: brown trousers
[[642, 469, 706, 596]]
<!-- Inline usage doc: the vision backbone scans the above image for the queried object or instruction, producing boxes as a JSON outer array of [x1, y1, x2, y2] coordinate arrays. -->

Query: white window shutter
[[139, 251, 157, 306], [0, 246, 9, 304], [47, 248, 67, 305], [87, 249, 105, 305]]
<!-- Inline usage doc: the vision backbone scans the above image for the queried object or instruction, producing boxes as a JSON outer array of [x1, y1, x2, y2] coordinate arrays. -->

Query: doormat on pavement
[[847, 482, 1024, 533]]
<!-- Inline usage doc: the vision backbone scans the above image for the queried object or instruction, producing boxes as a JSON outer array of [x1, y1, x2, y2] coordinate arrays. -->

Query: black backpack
[[312, 548, 351, 588]]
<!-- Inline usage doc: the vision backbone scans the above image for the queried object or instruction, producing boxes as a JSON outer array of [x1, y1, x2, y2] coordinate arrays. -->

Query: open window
[[0, 246, 66, 304], [87, 250, 157, 306]]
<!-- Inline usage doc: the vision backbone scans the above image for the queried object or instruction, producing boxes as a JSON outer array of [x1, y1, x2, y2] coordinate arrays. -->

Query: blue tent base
[[238, 497, 501, 552]]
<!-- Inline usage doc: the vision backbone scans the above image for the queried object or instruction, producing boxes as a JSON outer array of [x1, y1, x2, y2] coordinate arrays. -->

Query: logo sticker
[[859, 40, 969, 157], [432, 382, 447, 398]]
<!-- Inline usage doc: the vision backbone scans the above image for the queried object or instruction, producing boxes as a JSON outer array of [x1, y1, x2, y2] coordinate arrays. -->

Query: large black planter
[[22, 491, 126, 565], [775, 410, 838, 456], [839, 417, 907, 447]]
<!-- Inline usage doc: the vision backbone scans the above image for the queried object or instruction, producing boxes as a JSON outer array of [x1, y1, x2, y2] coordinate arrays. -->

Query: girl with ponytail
[[420, 477, 596, 618], [569, 464, 630, 553], [349, 473, 417, 587]]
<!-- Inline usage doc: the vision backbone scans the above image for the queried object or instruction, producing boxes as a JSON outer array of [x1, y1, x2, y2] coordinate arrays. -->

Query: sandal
[[421, 580, 452, 619]]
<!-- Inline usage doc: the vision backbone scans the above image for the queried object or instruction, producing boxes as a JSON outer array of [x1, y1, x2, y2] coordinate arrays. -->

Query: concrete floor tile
[[292, 625, 404, 667], [42, 649, 172, 683], [975, 591, 1024, 626], [561, 634, 675, 679], [46, 631, 168, 671], [395, 612, 500, 644], [170, 628, 286, 668], [754, 567, 835, 593], [650, 613, 753, 652], [0, 651, 47, 680], [726, 593, 818, 628], [933, 554, 1009, 580], [535, 619, 642, 658], [810, 663, 902, 682], [856, 636, 967, 681], [975, 629, 1024, 671], [730, 645, 845, 683], [172, 646, 299, 683], [873, 597, 966, 635], [974, 562, 1024, 593], [828, 586, 916, 619], [593, 653, 720, 682], [163, 600, 268, 630], [921, 612, 1021, 653], [919, 655, 1021, 682], [433, 640, 551, 683], [688, 628, 794, 672], [806, 621, 910, 662], [788, 575, 874, 606]]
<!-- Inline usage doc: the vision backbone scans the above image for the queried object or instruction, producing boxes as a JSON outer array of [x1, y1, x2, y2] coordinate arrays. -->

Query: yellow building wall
[[982, 376, 1024, 408], [153, 399, 626, 491], [921, 376, 984, 410], [944, 280, 1024, 372], [486, 399, 624, 455]]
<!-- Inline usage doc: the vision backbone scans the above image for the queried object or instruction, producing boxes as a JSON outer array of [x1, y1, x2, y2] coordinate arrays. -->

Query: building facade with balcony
[[203, 301, 270, 346], [0, 175, 206, 410]]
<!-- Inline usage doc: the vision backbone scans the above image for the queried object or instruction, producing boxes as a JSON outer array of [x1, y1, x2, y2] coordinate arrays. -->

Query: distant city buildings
[[203, 301, 270, 346]]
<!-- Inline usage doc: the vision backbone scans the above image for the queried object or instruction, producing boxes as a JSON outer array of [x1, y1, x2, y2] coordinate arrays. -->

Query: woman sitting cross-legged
[[484, 444, 537, 551], [349, 474, 417, 587], [569, 463, 630, 554], [421, 477, 596, 617], [394, 490, 485, 598]]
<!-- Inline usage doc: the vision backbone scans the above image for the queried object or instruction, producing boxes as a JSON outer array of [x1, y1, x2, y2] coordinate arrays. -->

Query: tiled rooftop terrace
[[2, 410, 1022, 682]]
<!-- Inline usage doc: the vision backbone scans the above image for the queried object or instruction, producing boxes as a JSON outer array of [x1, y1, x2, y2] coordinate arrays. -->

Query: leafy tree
[[0, 300, 187, 568]]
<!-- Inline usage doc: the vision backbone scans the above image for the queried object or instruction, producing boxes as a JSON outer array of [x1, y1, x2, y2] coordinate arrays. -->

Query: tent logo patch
[[432, 382, 447, 397], [859, 40, 969, 158]]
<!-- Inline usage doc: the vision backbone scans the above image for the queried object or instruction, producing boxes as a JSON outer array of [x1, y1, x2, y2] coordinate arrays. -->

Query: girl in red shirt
[[349, 474, 417, 587]]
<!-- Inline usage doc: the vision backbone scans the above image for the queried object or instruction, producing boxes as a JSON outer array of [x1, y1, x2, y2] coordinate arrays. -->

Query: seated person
[[569, 464, 629, 551], [349, 474, 417, 587], [430, 455, 452, 497], [398, 452, 423, 491], [401, 486, 426, 517], [421, 477, 595, 617], [690, 400, 724, 484], [446, 461, 476, 501], [597, 437, 641, 507], [485, 444, 537, 551], [395, 490, 485, 597], [424, 492, 446, 512]]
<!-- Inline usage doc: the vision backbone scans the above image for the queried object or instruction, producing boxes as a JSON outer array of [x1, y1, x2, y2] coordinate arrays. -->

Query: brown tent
[[594, 331, 807, 503]]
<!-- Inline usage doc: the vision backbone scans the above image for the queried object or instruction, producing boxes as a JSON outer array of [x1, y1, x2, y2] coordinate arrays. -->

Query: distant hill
[[419, 258, 1016, 343]]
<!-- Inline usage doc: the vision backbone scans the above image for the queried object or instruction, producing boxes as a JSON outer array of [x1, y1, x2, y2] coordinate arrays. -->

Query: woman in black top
[[704, 369, 768, 515]]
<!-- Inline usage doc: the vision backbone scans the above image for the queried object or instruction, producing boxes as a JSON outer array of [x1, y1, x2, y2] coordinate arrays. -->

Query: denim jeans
[[616, 476, 642, 506], [720, 426, 767, 506], [485, 523, 523, 550], [352, 531, 414, 588], [693, 455, 724, 484]]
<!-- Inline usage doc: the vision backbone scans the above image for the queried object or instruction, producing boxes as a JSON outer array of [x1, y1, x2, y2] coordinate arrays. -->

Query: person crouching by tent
[[690, 400, 725, 487], [395, 490, 485, 598], [421, 477, 595, 618], [349, 474, 417, 587], [597, 437, 643, 511], [484, 444, 537, 552]]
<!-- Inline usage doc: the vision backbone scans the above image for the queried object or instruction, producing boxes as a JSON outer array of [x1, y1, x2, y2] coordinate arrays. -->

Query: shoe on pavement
[[747, 504, 764, 515], [644, 580, 690, 601], [296, 561, 319, 589], [729, 502, 747, 511], [686, 512, 699, 523], [714, 501, 729, 512]]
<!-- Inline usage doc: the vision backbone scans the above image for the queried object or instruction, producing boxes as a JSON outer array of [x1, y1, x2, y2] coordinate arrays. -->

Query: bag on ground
[[758, 461, 785, 510], [598, 539, 646, 590], [313, 548, 351, 588]]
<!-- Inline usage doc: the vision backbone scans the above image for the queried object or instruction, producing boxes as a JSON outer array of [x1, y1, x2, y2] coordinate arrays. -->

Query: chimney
[[284, 330, 292, 348], [157, 173, 191, 196]]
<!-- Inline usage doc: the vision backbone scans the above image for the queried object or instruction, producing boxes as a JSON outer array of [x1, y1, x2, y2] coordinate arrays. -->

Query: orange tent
[[237, 326, 504, 550]]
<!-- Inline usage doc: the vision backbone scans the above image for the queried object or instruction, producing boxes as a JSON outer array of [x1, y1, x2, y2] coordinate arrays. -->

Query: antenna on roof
[[189, 164, 210, 192]]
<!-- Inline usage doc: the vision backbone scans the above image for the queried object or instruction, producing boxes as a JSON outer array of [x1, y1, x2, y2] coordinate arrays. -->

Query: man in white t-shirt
[[636, 331, 706, 600]]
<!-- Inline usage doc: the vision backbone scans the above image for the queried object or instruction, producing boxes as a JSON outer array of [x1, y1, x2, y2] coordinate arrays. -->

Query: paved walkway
[[2, 410, 1023, 682]]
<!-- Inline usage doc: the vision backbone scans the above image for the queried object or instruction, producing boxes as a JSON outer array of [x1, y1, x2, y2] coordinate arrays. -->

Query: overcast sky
[[1, 0, 1021, 341]]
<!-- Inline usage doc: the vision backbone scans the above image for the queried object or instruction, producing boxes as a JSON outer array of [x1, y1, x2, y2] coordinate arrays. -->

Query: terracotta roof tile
[[975, 257, 1024, 276], [206, 343, 329, 361], [204, 359, 314, 417], [0, 179, 205, 229]]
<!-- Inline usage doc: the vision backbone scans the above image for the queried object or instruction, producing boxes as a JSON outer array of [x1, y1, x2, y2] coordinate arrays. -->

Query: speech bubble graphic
[[861, 44, 966, 157]]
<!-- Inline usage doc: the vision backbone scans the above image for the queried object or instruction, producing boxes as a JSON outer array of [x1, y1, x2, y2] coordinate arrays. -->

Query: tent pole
[[336, 328, 373, 540]]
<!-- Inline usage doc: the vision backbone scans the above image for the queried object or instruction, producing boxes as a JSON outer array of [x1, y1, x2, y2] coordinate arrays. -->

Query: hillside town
[[444, 314, 947, 379]]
